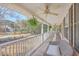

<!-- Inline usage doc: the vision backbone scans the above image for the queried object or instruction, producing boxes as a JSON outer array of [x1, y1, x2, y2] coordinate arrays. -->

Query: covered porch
[[0, 3, 78, 56]]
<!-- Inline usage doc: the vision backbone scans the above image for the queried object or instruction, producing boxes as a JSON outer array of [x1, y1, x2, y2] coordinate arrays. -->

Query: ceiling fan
[[43, 4, 59, 16]]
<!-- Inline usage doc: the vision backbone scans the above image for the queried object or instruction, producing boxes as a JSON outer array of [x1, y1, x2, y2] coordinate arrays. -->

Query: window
[[63, 4, 74, 45], [63, 12, 69, 39], [74, 4, 79, 51], [43, 24, 48, 33]]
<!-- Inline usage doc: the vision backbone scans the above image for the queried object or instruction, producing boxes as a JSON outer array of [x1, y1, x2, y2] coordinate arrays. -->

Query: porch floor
[[31, 32, 69, 56], [31, 39, 49, 56], [31, 33, 56, 56]]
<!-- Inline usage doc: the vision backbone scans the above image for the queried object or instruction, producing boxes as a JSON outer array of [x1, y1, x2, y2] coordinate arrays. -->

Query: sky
[[0, 6, 28, 22], [4, 11, 27, 22]]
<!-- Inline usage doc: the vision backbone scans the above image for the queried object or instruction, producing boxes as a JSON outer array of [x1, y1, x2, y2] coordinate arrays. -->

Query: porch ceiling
[[0, 3, 72, 25]]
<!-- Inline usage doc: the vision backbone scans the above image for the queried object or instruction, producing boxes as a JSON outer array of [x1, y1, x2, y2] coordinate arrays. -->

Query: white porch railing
[[0, 32, 50, 56]]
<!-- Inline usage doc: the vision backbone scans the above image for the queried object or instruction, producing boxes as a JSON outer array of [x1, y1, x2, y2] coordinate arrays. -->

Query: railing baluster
[[22, 41, 24, 56], [20, 42, 22, 56], [24, 40, 27, 55], [24, 40, 26, 55], [20, 41, 22, 56], [16, 42, 18, 56], [12, 44, 14, 56], [9, 45, 11, 56], [11, 45, 13, 56], [4, 47, 7, 56], [23, 41, 25, 55], [0, 47, 1, 56], [2, 48, 4, 56], [18, 42, 20, 56], [10, 45, 12, 56], [17, 42, 18, 55], [7, 46, 9, 56], [15, 43, 17, 56], [13, 43, 15, 56], [22, 41, 23, 56]]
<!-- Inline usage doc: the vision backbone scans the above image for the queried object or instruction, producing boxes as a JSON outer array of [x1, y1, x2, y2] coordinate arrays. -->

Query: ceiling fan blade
[[38, 4, 58, 16], [44, 4, 58, 16], [44, 3, 51, 13], [48, 11, 59, 16], [37, 4, 49, 14]]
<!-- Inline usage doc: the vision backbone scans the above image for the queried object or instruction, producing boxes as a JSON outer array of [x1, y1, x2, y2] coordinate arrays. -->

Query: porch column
[[47, 25, 50, 40], [41, 24, 44, 43], [41, 24, 44, 34]]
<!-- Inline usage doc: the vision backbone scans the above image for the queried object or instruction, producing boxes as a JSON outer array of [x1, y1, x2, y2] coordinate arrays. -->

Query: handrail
[[0, 34, 41, 47]]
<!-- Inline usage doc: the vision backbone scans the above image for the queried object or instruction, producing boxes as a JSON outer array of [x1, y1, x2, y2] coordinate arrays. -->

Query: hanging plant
[[49, 25, 52, 31], [27, 17, 38, 26], [27, 16, 40, 33]]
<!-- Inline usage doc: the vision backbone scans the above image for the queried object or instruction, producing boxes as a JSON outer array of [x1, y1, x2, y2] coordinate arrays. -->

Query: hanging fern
[[49, 25, 52, 31], [27, 17, 38, 26], [26, 17, 40, 33]]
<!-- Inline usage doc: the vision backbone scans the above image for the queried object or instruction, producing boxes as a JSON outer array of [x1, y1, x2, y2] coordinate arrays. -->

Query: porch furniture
[[46, 45, 60, 56], [44, 40, 73, 56]]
